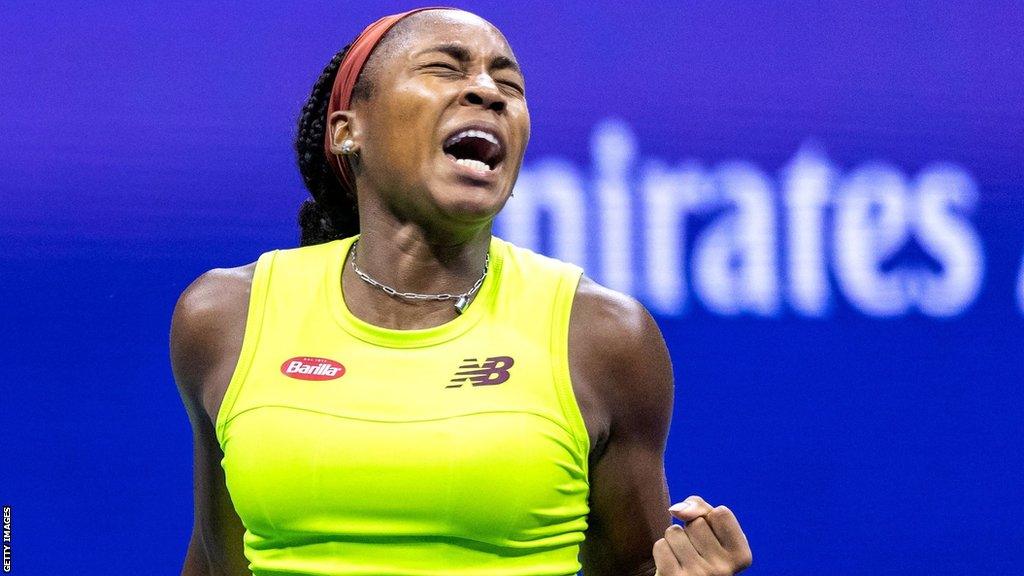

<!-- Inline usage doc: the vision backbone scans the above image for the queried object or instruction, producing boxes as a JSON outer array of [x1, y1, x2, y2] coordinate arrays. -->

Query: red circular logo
[[280, 356, 346, 381]]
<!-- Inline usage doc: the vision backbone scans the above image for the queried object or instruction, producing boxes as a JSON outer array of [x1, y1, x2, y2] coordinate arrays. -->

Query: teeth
[[454, 158, 492, 172], [446, 129, 500, 147]]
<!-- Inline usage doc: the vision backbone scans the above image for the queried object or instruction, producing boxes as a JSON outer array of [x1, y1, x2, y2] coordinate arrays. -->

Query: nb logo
[[447, 356, 515, 388]]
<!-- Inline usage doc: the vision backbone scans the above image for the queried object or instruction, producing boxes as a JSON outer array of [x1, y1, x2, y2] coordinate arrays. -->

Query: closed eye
[[499, 80, 525, 95], [425, 62, 462, 72]]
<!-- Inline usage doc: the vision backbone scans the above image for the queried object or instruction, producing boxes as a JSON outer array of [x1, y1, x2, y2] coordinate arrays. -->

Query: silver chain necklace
[[348, 240, 489, 314]]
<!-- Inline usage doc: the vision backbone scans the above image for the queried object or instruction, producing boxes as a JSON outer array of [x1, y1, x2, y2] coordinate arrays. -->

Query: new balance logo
[[447, 356, 515, 388]]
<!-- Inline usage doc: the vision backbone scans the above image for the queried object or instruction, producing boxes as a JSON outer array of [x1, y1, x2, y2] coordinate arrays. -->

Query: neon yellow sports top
[[215, 235, 591, 576]]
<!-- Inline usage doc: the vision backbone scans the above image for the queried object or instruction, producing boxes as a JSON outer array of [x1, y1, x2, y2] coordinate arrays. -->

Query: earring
[[340, 139, 355, 155]]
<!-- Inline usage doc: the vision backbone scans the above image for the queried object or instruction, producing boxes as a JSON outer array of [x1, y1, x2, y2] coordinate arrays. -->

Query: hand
[[653, 495, 752, 576]]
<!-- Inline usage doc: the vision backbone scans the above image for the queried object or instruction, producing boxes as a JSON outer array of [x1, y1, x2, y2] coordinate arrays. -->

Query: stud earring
[[340, 139, 355, 155]]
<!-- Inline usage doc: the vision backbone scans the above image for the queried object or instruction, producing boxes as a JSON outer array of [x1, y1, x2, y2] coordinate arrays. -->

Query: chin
[[431, 183, 508, 224]]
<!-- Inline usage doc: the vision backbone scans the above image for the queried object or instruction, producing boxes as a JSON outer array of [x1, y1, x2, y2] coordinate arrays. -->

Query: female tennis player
[[172, 7, 751, 576]]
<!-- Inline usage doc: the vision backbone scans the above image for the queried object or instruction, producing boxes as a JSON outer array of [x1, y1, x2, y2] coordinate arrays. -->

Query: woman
[[172, 8, 751, 576]]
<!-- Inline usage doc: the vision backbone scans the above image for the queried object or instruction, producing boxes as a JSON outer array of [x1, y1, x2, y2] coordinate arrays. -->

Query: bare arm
[[570, 277, 674, 576], [571, 277, 752, 575], [171, 265, 256, 576]]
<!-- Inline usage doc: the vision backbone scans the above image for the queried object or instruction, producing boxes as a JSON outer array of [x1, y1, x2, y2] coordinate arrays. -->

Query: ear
[[327, 110, 363, 154]]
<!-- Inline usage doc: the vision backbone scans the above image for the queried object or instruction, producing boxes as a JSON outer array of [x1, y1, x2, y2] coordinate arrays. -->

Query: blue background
[[3, 2, 1022, 574]]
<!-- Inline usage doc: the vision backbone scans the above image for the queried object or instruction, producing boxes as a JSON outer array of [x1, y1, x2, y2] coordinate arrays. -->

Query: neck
[[342, 210, 493, 330]]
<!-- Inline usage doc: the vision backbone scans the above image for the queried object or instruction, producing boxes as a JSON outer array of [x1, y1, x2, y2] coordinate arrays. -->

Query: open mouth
[[442, 128, 505, 173]]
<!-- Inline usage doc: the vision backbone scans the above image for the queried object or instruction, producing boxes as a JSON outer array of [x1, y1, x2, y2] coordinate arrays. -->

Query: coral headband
[[323, 7, 451, 196]]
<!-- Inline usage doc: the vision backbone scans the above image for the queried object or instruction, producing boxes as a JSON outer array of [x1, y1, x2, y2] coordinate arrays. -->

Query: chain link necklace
[[348, 240, 489, 314]]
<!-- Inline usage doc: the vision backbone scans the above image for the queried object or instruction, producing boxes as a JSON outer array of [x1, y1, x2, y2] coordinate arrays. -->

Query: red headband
[[323, 7, 452, 196]]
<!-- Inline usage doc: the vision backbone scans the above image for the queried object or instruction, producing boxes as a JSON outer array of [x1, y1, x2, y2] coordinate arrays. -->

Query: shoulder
[[570, 276, 670, 381], [571, 276, 658, 352], [569, 276, 674, 447], [170, 263, 257, 418], [172, 263, 256, 343]]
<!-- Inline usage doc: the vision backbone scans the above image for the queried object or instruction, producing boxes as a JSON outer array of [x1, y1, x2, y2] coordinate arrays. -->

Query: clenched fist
[[653, 496, 752, 576]]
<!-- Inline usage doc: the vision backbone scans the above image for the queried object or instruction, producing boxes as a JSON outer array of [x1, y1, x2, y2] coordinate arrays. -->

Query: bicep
[[171, 270, 253, 575], [570, 280, 674, 575]]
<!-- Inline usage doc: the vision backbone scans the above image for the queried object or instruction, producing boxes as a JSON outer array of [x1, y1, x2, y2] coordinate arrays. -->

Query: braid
[[295, 18, 418, 246], [295, 45, 359, 246]]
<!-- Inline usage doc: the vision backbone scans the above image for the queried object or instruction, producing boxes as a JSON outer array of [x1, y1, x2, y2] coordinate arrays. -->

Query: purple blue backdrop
[[3, 1, 1022, 574]]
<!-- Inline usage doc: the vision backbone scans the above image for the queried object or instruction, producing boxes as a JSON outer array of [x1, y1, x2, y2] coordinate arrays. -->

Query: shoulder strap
[[215, 249, 277, 447]]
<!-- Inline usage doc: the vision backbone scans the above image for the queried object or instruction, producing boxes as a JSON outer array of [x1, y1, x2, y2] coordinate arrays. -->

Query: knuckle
[[738, 548, 754, 569], [654, 539, 683, 575], [710, 505, 735, 521]]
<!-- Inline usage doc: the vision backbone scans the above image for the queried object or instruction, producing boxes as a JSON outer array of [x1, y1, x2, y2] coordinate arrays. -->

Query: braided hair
[[295, 13, 435, 245], [294, 44, 378, 246]]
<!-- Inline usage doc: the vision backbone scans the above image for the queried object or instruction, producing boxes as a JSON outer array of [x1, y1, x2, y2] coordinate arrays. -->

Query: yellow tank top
[[215, 235, 591, 576]]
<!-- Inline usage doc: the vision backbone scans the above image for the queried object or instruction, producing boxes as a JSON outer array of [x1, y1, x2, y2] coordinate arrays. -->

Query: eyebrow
[[418, 42, 522, 75]]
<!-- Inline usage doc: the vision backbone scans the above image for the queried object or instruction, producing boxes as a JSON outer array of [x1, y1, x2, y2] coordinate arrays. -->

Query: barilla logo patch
[[280, 357, 345, 381]]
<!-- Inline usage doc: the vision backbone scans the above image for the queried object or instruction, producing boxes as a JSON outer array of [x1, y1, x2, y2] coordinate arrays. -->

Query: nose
[[459, 73, 506, 113]]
